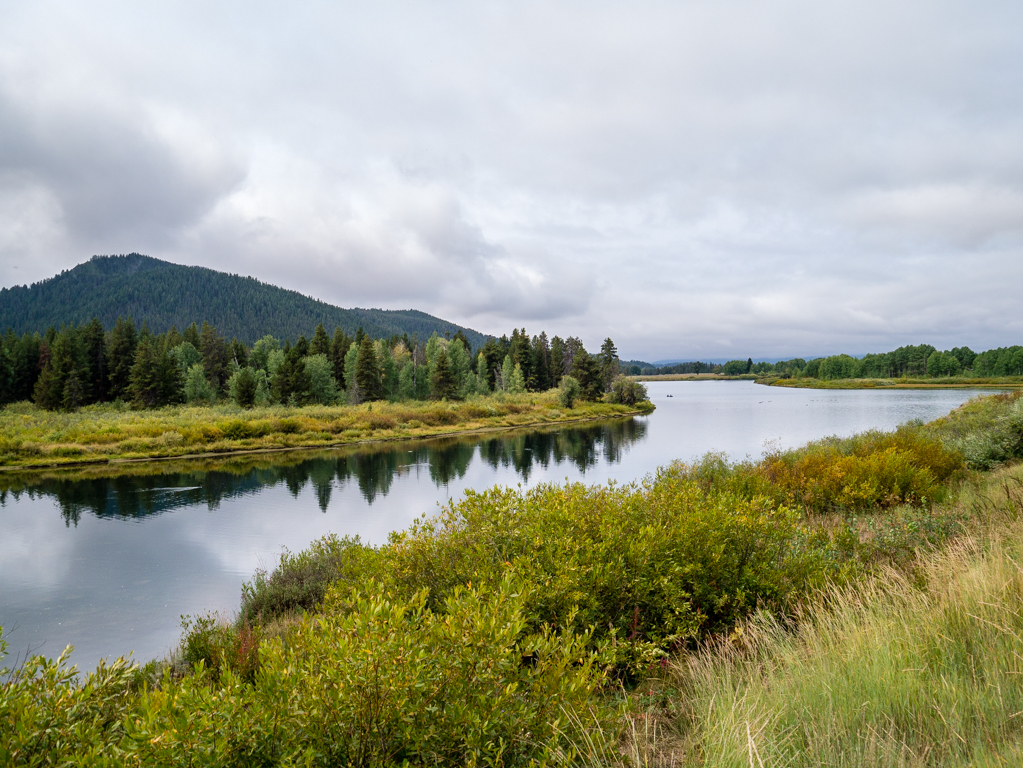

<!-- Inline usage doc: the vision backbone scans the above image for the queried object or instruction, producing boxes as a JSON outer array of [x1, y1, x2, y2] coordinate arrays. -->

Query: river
[[0, 382, 992, 669]]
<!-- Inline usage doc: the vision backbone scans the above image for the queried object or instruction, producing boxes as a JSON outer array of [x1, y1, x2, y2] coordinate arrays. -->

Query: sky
[[1, 1, 1021, 362]]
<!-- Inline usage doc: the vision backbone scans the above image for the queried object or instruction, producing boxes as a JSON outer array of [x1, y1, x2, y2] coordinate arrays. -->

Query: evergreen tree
[[430, 347, 459, 400], [355, 336, 383, 401], [229, 366, 258, 407], [549, 336, 564, 388], [570, 348, 604, 401], [129, 337, 163, 408], [599, 337, 619, 393], [199, 322, 230, 391], [107, 316, 138, 400], [310, 323, 331, 356], [165, 325, 183, 350], [158, 336, 183, 405], [0, 342, 14, 405], [344, 343, 360, 403], [330, 327, 352, 386], [231, 338, 249, 368], [532, 332, 551, 391], [182, 322, 201, 350], [509, 328, 533, 389], [34, 326, 87, 411], [81, 317, 107, 403]]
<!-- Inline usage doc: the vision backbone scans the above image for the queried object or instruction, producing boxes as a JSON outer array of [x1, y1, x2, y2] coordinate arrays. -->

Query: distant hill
[[0, 254, 489, 348]]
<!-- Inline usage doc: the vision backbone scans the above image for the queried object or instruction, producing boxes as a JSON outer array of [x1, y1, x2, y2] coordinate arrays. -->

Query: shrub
[[178, 613, 261, 683], [558, 375, 582, 408], [606, 375, 648, 406]]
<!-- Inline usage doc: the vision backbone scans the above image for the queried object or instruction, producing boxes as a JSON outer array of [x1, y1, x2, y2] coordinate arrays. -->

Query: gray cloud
[[1, 0, 1022, 359]]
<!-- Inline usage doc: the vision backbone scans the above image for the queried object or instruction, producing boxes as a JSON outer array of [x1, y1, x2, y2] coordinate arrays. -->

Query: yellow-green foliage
[[674, 426, 964, 515], [243, 474, 821, 675], [1, 578, 619, 767], [670, 465, 1023, 768], [0, 394, 651, 467]]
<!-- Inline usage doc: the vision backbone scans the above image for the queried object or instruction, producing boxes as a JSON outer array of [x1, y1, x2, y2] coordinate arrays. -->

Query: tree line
[[731, 344, 1023, 381], [0, 318, 640, 411]]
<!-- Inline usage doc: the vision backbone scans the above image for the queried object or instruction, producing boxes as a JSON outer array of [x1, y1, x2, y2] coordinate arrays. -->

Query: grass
[[760, 374, 1023, 389], [635, 464, 1023, 768], [630, 374, 757, 382], [0, 393, 653, 469]]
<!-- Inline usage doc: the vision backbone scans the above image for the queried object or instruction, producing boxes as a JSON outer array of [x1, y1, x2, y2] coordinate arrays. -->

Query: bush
[[558, 375, 582, 408], [178, 613, 261, 683], [606, 375, 648, 406], [3, 579, 619, 766]]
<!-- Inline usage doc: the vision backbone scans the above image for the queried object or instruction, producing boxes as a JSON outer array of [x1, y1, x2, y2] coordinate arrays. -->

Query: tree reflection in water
[[0, 418, 646, 526]]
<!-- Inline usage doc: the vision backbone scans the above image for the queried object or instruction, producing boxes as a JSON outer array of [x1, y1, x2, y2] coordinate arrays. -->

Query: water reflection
[[0, 417, 647, 526]]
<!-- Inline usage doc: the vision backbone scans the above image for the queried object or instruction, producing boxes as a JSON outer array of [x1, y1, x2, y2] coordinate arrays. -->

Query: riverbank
[[4, 391, 1022, 765], [631, 373, 756, 382], [0, 394, 653, 470], [758, 374, 1023, 389]]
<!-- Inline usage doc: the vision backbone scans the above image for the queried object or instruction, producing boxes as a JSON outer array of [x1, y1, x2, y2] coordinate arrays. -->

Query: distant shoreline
[[758, 376, 1023, 390], [629, 372, 1023, 389]]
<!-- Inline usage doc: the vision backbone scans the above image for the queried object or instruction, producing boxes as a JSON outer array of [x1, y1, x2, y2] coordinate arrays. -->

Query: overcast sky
[[1, 1, 1021, 361]]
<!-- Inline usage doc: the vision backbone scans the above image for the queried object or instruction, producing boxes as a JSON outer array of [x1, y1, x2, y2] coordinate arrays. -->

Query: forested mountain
[[0, 254, 488, 347]]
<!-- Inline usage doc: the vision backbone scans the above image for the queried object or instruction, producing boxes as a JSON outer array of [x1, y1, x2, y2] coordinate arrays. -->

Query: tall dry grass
[[651, 463, 1023, 767]]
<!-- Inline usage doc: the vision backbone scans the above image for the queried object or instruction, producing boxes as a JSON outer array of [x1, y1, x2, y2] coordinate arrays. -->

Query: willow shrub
[[675, 426, 964, 515], [242, 475, 819, 676], [3, 579, 618, 767]]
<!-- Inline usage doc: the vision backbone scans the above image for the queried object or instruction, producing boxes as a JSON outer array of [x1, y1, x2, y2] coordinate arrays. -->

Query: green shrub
[[606, 375, 648, 406], [178, 613, 261, 683], [558, 375, 582, 408], [241, 535, 381, 623], [0, 630, 138, 765]]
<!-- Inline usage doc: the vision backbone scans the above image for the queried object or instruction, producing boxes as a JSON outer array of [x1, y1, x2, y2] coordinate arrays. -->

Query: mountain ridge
[[0, 254, 489, 348]]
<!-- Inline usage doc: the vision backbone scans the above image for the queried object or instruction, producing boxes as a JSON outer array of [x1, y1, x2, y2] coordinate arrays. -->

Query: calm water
[[0, 382, 993, 668]]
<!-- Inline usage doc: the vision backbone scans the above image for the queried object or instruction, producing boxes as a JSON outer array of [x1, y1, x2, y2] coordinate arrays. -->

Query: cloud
[[1, 0, 1022, 359]]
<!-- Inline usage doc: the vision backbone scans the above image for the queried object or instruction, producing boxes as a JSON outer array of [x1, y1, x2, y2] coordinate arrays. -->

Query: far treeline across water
[[0, 317, 643, 411], [632, 343, 1023, 380]]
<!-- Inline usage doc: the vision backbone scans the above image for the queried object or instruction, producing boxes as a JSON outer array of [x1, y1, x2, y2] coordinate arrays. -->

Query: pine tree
[[570, 348, 604, 401], [355, 336, 383, 401], [549, 336, 565, 388], [231, 367, 257, 407], [430, 347, 458, 400], [182, 322, 201, 350], [81, 317, 107, 404], [129, 337, 163, 408], [344, 343, 361, 403], [532, 333, 551, 391], [107, 317, 138, 401], [599, 337, 619, 393], [310, 323, 331, 356], [330, 327, 352, 386], [199, 322, 230, 391]]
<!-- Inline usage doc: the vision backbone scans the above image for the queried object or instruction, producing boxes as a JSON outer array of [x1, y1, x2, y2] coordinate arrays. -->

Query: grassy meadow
[[0, 393, 652, 469], [760, 374, 1023, 390], [3, 391, 1023, 766]]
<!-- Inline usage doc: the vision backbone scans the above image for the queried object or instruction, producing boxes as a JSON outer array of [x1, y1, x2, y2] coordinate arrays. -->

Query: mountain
[[0, 254, 489, 348]]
